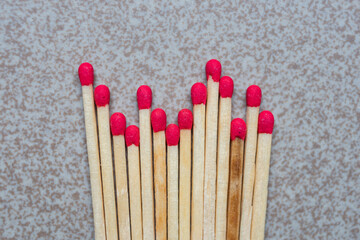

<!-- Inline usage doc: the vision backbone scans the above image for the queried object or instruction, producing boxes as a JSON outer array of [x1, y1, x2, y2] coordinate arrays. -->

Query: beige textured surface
[[0, 1, 359, 239]]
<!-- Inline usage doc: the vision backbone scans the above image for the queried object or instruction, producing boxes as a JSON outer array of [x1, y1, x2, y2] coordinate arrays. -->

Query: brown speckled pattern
[[0, 0, 359, 239]]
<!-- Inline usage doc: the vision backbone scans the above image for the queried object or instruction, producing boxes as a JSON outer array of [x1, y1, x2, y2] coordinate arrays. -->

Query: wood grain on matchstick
[[126, 125, 143, 240], [95, 85, 118, 240], [190, 82, 207, 240], [178, 109, 193, 240], [240, 85, 262, 240], [203, 59, 221, 240], [110, 112, 131, 240], [166, 124, 180, 240], [215, 76, 234, 240], [151, 108, 167, 240], [137, 85, 155, 240], [78, 63, 106, 240], [227, 118, 246, 240], [251, 111, 274, 240]]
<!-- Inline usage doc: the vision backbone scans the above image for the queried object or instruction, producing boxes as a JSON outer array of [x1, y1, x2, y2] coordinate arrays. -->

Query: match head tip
[[125, 125, 140, 147], [94, 85, 110, 106], [258, 111, 274, 134], [231, 118, 247, 140], [151, 108, 167, 132], [178, 109, 193, 130], [219, 76, 234, 98], [137, 85, 152, 110], [205, 59, 222, 82], [110, 112, 126, 136], [191, 82, 207, 105], [166, 124, 180, 146], [78, 62, 94, 86], [246, 85, 262, 107]]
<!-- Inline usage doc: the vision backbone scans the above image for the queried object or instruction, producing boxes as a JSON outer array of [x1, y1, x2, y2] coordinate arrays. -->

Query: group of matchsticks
[[79, 59, 274, 240]]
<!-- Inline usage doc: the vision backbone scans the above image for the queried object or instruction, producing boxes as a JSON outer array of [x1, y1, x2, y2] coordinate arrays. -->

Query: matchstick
[[94, 85, 118, 240], [240, 85, 262, 240], [151, 108, 167, 240], [110, 112, 131, 240], [251, 111, 274, 240], [125, 125, 143, 240], [215, 76, 234, 240], [226, 118, 246, 240], [166, 124, 180, 240], [137, 85, 155, 240], [178, 109, 193, 240], [78, 63, 106, 240], [203, 59, 222, 240], [190, 82, 207, 240]]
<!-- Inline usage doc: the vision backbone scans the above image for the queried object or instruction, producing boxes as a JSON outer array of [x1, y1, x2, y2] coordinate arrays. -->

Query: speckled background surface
[[0, 0, 359, 239]]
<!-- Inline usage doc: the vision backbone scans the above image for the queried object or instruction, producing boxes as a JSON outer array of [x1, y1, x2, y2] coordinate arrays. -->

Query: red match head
[[178, 109, 193, 130], [151, 108, 167, 132], [246, 85, 262, 107], [110, 112, 126, 136], [231, 118, 247, 140], [166, 124, 180, 146], [191, 82, 207, 105], [206, 59, 222, 82], [94, 85, 110, 107], [78, 62, 94, 86], [258, 111, 274, 134], [219, 76, 234, 98], [125, 125, 140, 147], [137, 85, 152, 110]]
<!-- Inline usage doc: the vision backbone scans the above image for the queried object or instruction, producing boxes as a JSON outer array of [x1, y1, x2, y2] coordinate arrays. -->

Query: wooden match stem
[[128, 144, 143, 240], [226, 138, 244, 240], [81, 85, 106, 240], [113, 135, 131, 240], [215, 97, 232, 240], [179, 129, 191, 240], [203, 77, 219, 240], [168, 144, 179, 240], [97, 105, 118, 240], [240, 106, 260, 240], [191, 104, 206, 240], [251, 133, 273, 240], [153, 131, 167, 240], [139, 109, 155, 240]]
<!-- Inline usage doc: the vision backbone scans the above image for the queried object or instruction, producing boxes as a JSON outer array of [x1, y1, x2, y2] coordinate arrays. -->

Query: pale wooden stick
[[251, 111, 274, 240], [215, 76, 233, 240], [151, 108, 167, 240], [95, 85, 118, 240], [190, 82, 207, 240], [226, 118, 246, 240], [203, 59, 221, 240], [240, 85, 262, 240], [166, 124, 180, 240], [178, 109, 193, 240], [126, 125, 143, 240], [78, 63, 106, 240], [111, 113, 131, 240], [137, 85, 155, 240]]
